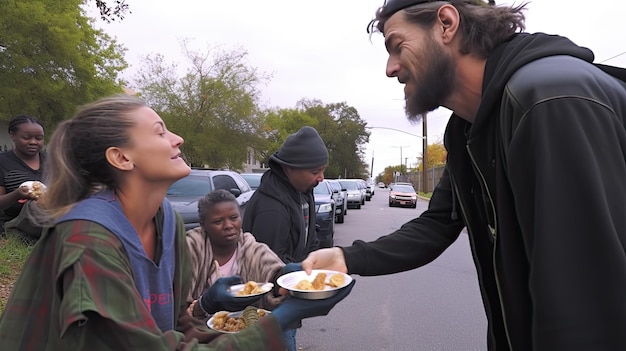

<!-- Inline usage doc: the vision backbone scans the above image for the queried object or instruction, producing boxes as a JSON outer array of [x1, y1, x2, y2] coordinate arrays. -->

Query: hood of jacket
[[471, 32, 594, 137]]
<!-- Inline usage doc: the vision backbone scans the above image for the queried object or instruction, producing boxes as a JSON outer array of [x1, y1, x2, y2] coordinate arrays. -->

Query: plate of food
[[207, 306, 270, 333], [276, 269, 352, 300], [19, 181, 46, 197], [229, 281, 274, 298]]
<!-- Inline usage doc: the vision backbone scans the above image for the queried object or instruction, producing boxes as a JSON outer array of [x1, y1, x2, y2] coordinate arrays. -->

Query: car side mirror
[[229, 188, 242, 197]]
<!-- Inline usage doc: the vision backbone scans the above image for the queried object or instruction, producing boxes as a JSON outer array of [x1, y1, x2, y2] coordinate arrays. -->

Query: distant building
[[243, 147, 267, 173]]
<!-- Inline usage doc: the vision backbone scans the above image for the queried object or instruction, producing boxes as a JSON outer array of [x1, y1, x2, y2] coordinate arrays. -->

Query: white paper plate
[[228, 282, 274, 298], [207, 309, 270, 333], [276, 270, 352, 300], [19, 181, 46, 191]]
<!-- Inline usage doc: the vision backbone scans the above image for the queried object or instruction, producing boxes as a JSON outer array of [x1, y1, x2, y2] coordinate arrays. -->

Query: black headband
[[379, 0, 496, 17]]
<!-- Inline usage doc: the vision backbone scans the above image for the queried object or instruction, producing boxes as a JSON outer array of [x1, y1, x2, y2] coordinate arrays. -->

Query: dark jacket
[[343, 33, 626, 350], [0, 151, 45, 219], [242, 158, 319, 263]]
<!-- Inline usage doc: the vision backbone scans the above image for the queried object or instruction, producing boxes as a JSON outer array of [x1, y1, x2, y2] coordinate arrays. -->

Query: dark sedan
[[313, 181, 336, 248]]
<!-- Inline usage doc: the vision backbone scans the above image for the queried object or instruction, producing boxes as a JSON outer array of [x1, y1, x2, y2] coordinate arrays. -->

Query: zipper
[[465, 144, 514, 350], [452, 181, 506, 349], [465, 145, 497, 238]]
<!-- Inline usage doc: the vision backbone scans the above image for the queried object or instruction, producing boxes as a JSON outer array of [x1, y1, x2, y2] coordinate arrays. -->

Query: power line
[[365, 126, 425, 139], [599, 51, 626, 64]]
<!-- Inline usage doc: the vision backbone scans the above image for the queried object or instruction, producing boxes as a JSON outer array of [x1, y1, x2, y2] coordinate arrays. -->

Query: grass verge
[[0, 230, 34, 314]]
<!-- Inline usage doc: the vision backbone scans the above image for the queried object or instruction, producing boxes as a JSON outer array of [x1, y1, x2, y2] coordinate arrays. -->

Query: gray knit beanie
[[270, 126, 329, 169]]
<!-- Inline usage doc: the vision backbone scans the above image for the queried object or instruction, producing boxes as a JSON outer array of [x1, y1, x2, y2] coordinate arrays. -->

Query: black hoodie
[[344, 33, 626, 350], [242, 158, 319, 264]]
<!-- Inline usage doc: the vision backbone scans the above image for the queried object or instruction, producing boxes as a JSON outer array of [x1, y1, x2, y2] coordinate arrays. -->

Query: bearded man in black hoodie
[[302, 1, 626, 350]]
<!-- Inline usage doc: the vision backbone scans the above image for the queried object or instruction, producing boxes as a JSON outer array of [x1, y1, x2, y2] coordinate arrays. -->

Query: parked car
[[166, 169, 254, 230], [355, 179, 369, 203], [313, 181, 336, 248], [389, 182, 412, 191], [388, 184, 418, 208], [365, 182, 375, 200], [240, 172, 265, 190], [338, 179, 365, 209], [378, 182, 386, 188], [325, 179, 347, 223]]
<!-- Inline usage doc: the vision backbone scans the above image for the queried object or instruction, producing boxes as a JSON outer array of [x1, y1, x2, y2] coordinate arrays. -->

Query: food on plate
[[19, 181, 47, 200], [295, 279, 314, 290], [211, 306, 267, 332], [277, 270, 353, 299], [242, 305, 263, 325], [328, 273, 346, 288], [235, 281, 266, 296], [211, 311, 243, 332], [294, 272, 345, 291], [311, 272, 327, 290]]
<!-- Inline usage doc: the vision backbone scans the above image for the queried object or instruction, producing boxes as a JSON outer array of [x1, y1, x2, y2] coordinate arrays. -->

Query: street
[[297, 187, 488, 351]]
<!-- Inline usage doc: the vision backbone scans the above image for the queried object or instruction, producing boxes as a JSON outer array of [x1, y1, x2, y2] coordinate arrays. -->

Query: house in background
[[242, 147, 267, 173]]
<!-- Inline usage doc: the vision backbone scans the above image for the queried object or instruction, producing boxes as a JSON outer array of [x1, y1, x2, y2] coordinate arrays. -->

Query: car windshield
[[338, 181, 358, 190], [327, 181, 340, 191], [167, 176, 212, 196], [393, 185, 415, 193], [314, 182, 330, 195]]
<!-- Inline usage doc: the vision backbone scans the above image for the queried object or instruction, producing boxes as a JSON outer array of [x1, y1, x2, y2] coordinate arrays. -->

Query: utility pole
[[400, 146, 403, 176], [365, 126, 425, 185], [370, 150, 374, 178], [422, 113, 428, 193]]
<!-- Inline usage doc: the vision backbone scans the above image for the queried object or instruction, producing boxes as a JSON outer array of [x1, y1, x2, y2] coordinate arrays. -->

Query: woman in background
[[0, 115, 45, 234]]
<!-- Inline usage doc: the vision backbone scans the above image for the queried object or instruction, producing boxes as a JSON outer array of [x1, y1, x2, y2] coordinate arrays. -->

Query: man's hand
[[301, 247, 348, 275]]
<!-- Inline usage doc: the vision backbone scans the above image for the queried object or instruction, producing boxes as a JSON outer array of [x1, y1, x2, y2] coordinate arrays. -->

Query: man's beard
[[405, 36, 456, 123]]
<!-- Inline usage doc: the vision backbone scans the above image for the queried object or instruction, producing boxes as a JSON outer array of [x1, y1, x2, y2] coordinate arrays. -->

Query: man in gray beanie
[[242, 126, 328, 351]]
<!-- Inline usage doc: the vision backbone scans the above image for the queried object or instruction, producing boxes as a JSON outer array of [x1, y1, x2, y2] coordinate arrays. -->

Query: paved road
[[297, 188, 488, 351]]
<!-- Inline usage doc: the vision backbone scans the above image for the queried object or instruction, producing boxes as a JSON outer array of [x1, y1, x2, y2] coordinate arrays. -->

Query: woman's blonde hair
[[37, 94, 147, 222]]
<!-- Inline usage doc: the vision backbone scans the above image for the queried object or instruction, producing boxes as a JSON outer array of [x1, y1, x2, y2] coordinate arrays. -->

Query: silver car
[[338, 179, 365, 209]]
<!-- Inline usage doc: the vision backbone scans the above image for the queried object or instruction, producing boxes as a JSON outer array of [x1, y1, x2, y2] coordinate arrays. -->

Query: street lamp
[[365, 125, 428, 192]]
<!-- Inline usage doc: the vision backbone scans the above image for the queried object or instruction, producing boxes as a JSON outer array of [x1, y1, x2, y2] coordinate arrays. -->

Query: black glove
[[272, 279, 356, 330], [273, 263, 303, 295], [280, 262, 303, 275], [199, 276, 263, 314]]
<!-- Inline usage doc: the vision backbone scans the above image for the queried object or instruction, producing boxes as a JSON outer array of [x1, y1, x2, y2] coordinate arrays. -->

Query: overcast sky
[[93, 0, 626, 177]]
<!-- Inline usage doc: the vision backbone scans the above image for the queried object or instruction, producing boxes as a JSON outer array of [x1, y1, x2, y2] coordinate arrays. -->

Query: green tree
[[378, 165, 402, 185], [256, 100, 370, 178], [133, 42, 271, 170], [257, 107, 319, 165], [0, 0, 127, 129], [307, 101, 370, 179]]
